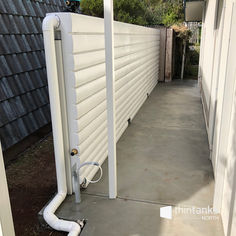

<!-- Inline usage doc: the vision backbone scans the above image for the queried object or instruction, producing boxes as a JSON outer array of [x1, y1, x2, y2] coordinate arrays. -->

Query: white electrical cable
[[78, 162, 103, 184], [86, 165, 103, 184]]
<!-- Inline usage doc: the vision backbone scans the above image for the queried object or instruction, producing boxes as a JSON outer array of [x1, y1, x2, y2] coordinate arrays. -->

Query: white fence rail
[[47, 13, 160, 192]]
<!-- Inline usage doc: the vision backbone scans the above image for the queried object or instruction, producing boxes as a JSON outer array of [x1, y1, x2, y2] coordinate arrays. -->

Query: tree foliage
[[115, 0, 147, 25], [81, 0, 184, 26], [144, 0, 184, 26], [81, 0, 148, 25]]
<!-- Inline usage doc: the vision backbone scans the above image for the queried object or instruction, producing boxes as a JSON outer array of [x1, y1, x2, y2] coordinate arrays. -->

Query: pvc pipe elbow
[[43, 193, 82, 235], [67, 223, 82, 236], [42, 15, 60, 32]]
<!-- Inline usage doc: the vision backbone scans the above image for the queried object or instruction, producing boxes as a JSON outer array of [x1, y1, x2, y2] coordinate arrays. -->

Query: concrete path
[[56, 80, 224, 236]]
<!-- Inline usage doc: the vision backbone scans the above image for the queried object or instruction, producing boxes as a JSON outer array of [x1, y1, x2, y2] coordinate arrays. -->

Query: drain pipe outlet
[[42, 15, 83, 236], [43, 193, 82, 236]]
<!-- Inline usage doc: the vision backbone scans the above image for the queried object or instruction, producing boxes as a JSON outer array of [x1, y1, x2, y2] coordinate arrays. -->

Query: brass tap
[[71, 148, 78, 156]]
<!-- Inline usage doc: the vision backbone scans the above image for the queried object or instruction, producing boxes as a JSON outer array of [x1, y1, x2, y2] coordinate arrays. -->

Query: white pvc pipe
[[42, 15, 82, 236]]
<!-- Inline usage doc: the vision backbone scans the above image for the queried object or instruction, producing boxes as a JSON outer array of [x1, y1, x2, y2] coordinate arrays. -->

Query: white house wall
[[52, 13, 160, 187], [199, 0, 217, 134], [219, 3, 236, 234], [199, 0, 236, 235], [207, 0, 225, 157]]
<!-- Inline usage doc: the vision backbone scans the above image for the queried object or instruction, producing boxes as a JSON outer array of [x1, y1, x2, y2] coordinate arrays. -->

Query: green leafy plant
[[81, 0, 148, 25]]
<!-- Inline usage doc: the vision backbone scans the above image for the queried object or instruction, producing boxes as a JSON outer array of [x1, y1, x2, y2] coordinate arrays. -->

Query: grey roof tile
[[0, 77, 14, 99], [34, 17, 43, 33], [0, 0, 65, 150], [0, 56, 11, 75], [41, 3, 49, 15], [0, 124, 19, 149], [11, 96, 27, 118], [0, 15, 10, 34], [28, 70, 44, 88], [30, 90, 44, 108], [22, 0, 37, 17], [37, 34, 45, 49], [0, 35, 9, 54], [21, 114, 34, 134], [41, 104, 51, 121], [34, 35, 44, 50], [22, 53, 34, 71], [8, 15, 20, 34], [5, 76, 21, 97], [20, 93, 37, 112], [3, 0, 17, 15], [17, 117, 29, 138], [27, 51, 41, 69], [14, 0, 28, 15], [8, 35, 22, 53], [45, 4, 54, 13], [2, 76, 21, 98], [0, 105, 9, 126], [6, 54, 23, 75], [34, 109, 46, 127], [33, 2, 45, 18], [19, 73, 35, 91], [15, 35, 31, 52], [0, 89, 49, 127], [56, 0, 64, 7], [0, 1, 7, 14], [0, 35, 25, 55], [15, 74, 32, 95], [23, 17, 37, 34], [0, 100, 17, 126], [16, 16, 29, 34], [41, 68, 48, 82], [35, 87, 49, 105], [0, 83, 8, 101], [37, 51, 46, 65]]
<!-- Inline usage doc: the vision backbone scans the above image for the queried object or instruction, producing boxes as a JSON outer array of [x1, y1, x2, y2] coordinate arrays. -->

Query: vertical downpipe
[[42, 15, 83, 235]]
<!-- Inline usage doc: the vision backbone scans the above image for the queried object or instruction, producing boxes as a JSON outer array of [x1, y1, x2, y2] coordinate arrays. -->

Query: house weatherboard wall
[[0, 0, 65, 151], [199, 0, 236, 235]]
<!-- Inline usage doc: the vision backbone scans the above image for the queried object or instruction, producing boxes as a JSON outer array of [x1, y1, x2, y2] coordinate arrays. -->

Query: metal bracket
[[72, 164, 81, 203], [54, 31, 62, 40]]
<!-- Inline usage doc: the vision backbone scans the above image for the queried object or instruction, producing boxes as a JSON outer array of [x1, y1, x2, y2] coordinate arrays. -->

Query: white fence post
[[104, 0, 117, 198]]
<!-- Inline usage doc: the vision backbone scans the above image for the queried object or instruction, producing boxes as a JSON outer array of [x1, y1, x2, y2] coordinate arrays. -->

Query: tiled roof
[[0, 0, 65, 150]]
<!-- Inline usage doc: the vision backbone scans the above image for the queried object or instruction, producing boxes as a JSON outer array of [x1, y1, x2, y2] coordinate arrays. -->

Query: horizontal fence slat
[[53, 13, 160, 188]]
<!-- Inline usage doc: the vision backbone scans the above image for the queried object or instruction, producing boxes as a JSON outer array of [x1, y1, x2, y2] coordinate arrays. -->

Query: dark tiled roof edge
[[0, 0, 65, 150]]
